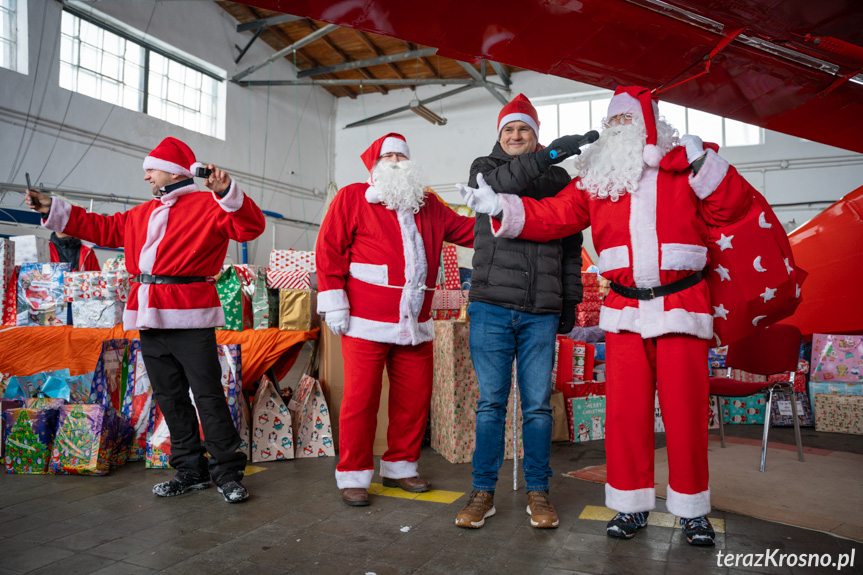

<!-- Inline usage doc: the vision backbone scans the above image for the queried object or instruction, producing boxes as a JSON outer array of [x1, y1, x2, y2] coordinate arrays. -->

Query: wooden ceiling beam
[[354, 30, 407, 80], [407, 42, 438, 77], [305, 20, 386, 94], [241, 5, 356, 98]]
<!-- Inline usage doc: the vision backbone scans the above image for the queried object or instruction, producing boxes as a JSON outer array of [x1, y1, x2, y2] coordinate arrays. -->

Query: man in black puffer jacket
[[455, 94, 587, 530]]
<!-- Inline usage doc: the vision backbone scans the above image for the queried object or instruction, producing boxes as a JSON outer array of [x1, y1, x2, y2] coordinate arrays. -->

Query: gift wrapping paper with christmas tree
[[3, 408, 58, 474]]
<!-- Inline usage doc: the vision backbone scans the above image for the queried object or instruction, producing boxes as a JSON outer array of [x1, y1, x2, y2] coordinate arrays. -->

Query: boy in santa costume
[[460, 86, 753, 545], [316, 133, 475, 506], [26, 137, 265, 503]]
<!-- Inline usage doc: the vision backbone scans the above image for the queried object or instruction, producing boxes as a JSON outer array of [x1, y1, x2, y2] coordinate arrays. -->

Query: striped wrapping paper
[[267, 269, 312, 290]]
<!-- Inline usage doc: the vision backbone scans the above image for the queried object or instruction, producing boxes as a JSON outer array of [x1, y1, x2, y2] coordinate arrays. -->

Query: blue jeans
[[468, 301, 558, 492]]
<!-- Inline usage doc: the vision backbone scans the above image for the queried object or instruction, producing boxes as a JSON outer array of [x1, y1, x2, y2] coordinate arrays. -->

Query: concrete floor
[[0, 425, 859, 575]]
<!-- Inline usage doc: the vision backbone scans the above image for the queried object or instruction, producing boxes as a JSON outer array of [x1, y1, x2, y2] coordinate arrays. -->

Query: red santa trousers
[[335, 335, 434, 489], [604, 331, 711, 519]]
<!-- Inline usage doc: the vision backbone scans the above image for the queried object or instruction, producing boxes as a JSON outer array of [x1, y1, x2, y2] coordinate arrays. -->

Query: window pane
[[724, 118, 761, 147], [59, 61, 74, 90], [687, 109, 723, 144], [79, 43, 99, 71], [101, 53, 120, 79], [536, 104, 558, 142], [559, 101, 590, 136], [78, 69, 98, 98], [590, 97, 610, 131], [660, 102, 687, 134], [101, 79, 119, 104], [80, 20, 100, 46], [0, 0, 16, 72]]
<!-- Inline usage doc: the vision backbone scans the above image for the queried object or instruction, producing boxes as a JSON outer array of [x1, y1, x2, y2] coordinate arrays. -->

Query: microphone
[[548, 130, 600, 160]]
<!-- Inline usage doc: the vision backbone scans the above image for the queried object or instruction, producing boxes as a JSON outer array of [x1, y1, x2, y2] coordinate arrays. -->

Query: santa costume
[[316, 133, 474, 490], [486, 87, 753, 521], [41, 137, 265, 494]]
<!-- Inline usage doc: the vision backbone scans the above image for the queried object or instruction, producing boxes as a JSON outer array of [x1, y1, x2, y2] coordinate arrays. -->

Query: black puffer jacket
[[468, 142, 583, 314]]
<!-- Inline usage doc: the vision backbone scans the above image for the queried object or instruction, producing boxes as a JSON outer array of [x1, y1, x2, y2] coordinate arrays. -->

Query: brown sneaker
[[455, 490, 495, 528], [526, 490, 559, 528]]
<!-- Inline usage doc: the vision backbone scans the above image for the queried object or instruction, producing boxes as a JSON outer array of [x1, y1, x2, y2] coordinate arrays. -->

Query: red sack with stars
[[706, 188, 806, 347]]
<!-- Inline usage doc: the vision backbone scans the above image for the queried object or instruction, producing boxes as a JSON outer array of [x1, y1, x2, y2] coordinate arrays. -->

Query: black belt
[[133, 274, 209, 285], [610, 271, 703, 301]]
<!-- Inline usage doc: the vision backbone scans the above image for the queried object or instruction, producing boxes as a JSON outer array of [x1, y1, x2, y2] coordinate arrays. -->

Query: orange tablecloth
[[0, 325, 318, 388]]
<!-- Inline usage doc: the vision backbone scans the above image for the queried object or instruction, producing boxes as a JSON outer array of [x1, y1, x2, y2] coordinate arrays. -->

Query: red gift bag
[[706, 188, 806, 346], [553, 338, 595, 397]]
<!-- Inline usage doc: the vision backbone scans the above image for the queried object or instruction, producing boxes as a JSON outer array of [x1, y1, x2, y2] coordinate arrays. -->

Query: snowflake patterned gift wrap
[[49, 404, 112, 475], [3, 408, 59, 474], [430, 320, 522, 463], [9, 235, 49, 266]]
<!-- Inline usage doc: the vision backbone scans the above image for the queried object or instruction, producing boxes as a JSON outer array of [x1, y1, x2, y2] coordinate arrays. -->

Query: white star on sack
[[760, 287, 777, 302], [716, 234, 734, 251], [713, 304, 729, 319], [714, 265, 731, 282], [796, 284, 801, 298]]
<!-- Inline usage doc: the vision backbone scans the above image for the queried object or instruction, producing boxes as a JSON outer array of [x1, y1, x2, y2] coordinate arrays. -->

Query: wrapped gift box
[[216, 266, 252, 331], [567, 395, 605, 442], [278, 289, 319, 332], [576, 300, 602, 313], [0, 239, 14, 323], [269, 249, 315, 273], [10, 235, 49, 266], [767, 359, 809, 393], [234, 265, 271, 329], [769, 391, 814, 427], [718, 392, 768, 424], [72, 300, 124, 328], [49, 404, 112, 475], [431, 289, 467, 310], [63, 270, 130, 302], [17, 263, 71, 326], [813, 394, 863, 435], [3, 408, 58, 474], [577, 310, 600, 327], [2, 263, 17, 325], [708, 347, 728, 373], [582, 272, 599, 287], [124, 340, 154, 462], [266, 269, 312, 290], [102, 255, 127, 273], [810, 334, 863, 383], [430, 320, 522, 463], [581, 287, 604, 303], [439, 244, 460, 289], [0, 400, 23, 458], [552, 337, 595, 394]]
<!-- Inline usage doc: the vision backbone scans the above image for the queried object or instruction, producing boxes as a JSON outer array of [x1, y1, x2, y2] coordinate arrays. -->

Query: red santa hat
[[142, 137, 204, 178], [606, 86, 663, 167], [360, 133, 411, 172], [497, 93, 540, 138]]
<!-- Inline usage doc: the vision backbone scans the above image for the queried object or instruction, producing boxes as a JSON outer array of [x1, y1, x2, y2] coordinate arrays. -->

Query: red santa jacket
[[316, 183, 474, 345], [49, 242, 101, 272], [492, 146, 751, 340], [42, 180, 265, 330]]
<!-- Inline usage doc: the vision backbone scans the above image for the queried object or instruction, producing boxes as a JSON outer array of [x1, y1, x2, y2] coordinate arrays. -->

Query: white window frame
[[0, 0, 29, 74], [535, 90, 764, 148], [59, 2, 226, 139]]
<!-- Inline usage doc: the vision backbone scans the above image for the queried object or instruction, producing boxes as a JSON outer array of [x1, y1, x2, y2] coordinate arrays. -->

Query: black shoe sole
[[686, 535, 716, 546], [381, 478, 431, 493], [153, 481, 211, 497], [342, 497, 370, 506], [606, 523, 647, 540]]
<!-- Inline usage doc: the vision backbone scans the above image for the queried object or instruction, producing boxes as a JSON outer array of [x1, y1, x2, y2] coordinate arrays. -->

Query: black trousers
[[139, 328, 246, 484]]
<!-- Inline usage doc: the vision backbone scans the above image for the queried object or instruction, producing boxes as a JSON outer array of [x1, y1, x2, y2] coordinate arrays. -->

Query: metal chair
[[709, 323, 804, 472]]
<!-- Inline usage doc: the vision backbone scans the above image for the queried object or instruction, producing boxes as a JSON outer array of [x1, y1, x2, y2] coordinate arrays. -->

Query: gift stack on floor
[[809, 334, 863, 435], [577, 271, 603, 327]]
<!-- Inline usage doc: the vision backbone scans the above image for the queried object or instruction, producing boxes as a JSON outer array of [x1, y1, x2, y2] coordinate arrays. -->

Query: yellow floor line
[[243, 465, 268, 476], [367, 483, 464, 504], [578, 505, 725, 533]]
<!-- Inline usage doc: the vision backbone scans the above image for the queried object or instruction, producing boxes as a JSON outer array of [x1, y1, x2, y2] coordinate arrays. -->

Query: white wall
[[0, 0, 334, 264], [334, 71, 863, 258]]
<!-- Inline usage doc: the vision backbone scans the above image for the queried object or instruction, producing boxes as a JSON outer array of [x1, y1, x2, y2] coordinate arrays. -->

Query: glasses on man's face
[[602, 113, 634, 128]]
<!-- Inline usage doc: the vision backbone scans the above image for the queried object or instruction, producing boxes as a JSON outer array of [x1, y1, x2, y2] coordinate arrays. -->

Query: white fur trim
[[642, 144, 663, 168], [666, 484, 711, 518], [335, 469, 374, 490], [365, 185, 381, 204], [490, 194, 525, 239], [42, 197, 72, 233], [497, 112, 539, 137], [124, 304, 225, 331], [660, 244, 708, 271], [689, 149, 729, 199], [143, 156, 193, 178], [345, 315, 435, 346], [597, 246, 630, 274], [605, 483, 656, 513], [139, 203, 171, 274], [158, 183, 199, 208], [395, 208, 428, 345], [349, 262, 388, 285], [629, 168, 660, 288], [213, 180, 244, 213], [190, 161, 205, 174], [380, 459, 418, 480], [317, 289, 350, 313], [600, 304, 713, 340], [380, 137, 410, 159], [607, 94, 659, 125]]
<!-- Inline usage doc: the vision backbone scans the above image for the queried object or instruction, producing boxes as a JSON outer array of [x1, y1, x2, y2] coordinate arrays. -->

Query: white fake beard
[[575, 121, 648, 202], [372, 160, 428, 213]]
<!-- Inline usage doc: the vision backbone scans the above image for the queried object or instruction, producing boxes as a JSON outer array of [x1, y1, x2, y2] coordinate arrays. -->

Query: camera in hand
[[195, 166, 212, 178]]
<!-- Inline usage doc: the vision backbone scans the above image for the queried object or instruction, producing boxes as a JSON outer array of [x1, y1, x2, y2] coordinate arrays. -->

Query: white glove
[[325, 309, 350, 336], [457, 172, 503, 216], [680, 134, 706, 165]]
